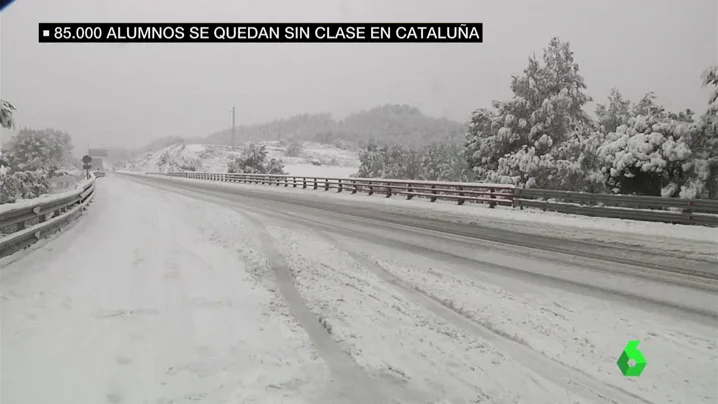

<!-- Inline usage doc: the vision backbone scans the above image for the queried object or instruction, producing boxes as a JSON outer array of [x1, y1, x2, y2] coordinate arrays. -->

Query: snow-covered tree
[[465, 37, 603, 191], [596, 93, 709, 197], [0, 100, 15, 129], [0, 171, 51, 204], [227, 143, 286, 174], [356, 142, 473, 181], [285, 137, 303, 157], [355, 143, 420, 179], [698, 66, 718, 198], [596, 88, 632, 133], [2, 128, 74, 177]]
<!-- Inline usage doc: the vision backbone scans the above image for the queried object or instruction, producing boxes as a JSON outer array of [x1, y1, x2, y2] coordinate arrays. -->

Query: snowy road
[[2, 174, 716, 404]]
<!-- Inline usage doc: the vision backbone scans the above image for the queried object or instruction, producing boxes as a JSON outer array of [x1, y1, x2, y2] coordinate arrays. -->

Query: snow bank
[[266, 226, 594, 404], [366, 249, 717, 404], [0, 175, 94, 215], [0, 176, 331, 403], [145, 175, 718, 256]]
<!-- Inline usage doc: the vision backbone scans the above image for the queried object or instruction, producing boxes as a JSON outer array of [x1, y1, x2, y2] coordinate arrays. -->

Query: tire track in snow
[[233, 211, 390, 404], [167, 190, 640, 403], [114, 173, 395, 403], [225, 203, 654, 404], [125, 174, 662, 403], [324, 235, 654, 404], [127, 173, 717, 322]]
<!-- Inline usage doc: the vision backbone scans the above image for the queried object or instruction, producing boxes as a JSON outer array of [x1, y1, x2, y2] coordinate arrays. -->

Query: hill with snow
[[115, 140, 361, 178], [204, 104, 466, 147]]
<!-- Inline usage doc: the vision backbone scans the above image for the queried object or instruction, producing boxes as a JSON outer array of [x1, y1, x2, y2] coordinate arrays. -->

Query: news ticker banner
[[38, 23, 482, 43]]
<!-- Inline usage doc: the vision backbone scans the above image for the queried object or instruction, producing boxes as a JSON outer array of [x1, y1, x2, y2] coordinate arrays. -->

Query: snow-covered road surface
[[2, 174, 716, 404]]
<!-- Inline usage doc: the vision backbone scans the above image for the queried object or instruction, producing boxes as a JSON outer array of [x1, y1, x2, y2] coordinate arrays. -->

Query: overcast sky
[[1, 0, 716, 152]]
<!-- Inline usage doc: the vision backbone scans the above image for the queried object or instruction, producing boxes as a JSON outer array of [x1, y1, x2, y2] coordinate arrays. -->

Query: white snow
[[116, 141, 361, 177], [283, 164, 359, 178], [261, 225, 594, 404], [139, 175, 718, 258], [0, 176, 331, 404], [0, 175, 95, 215], [3, 173, 716, 404], [360, 248, 717, 404]]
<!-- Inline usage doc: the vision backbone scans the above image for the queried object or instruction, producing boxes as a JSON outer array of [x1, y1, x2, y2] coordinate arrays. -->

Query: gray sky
[[1, 0, 716, 152]]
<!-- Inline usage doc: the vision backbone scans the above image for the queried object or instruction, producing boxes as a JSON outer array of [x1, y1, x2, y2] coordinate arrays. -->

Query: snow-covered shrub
[[597, 90, 716, 198], [197, 149, 213, 159], [285, 138, 303, 157], [356, 142, 473, 181], [355, 143, 420, 179], [598, 117, 695, 196], [0, 127, 75, 204], [178, 157, 203, 172], [3, 128, 74, 177], [227, 143, 286, 174], [0, 171, 51, 204]]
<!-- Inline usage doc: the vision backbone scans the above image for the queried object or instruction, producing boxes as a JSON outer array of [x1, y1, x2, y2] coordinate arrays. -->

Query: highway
[[1, 173, 716, 404]]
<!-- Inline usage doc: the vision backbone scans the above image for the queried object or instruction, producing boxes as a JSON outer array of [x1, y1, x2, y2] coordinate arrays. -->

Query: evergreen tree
[[465, 37, 601, 190]]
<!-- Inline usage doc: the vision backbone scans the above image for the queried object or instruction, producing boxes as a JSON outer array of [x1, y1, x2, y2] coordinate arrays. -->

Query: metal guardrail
[[514, 188, 718, 226], [0, 176, 97, 257], [146, 171, 718, 227], [149, 171, 515, 207]]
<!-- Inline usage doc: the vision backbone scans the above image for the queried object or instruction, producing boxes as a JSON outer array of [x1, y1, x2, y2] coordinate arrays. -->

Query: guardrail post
[[313, 178, 318, 190], [430, 185, 437, 202], [337, 179, 343, 193], [284, 177, 288, 187], [324, 179, 330, 191], [302, 178, 307, 189], [386, 183, 392, 198], [457, 186, 465, 205], [292, 177, 297, 187], [407, 183, 414, 200], [489, 188, 496, 209], [686, 200, 694, 222], [351, 180, 357, 194], [368, 184, 374, 196]]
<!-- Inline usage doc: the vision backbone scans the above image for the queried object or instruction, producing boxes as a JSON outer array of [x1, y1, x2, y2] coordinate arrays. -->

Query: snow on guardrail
[[0, 175, 97, 257], [145, 171, 718, 227]]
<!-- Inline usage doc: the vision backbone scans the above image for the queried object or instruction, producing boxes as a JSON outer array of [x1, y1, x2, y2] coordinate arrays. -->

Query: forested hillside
[[204, 105, 466, 147]]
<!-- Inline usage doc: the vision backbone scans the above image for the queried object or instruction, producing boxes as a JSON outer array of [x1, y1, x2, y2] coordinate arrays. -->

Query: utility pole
[[231, 106, 236, 148]]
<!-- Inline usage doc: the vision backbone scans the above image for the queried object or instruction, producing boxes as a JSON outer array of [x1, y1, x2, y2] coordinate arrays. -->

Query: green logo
[[617, 340, 647, 376]]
